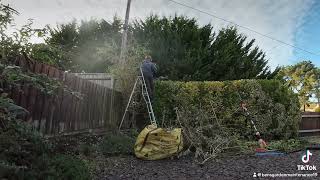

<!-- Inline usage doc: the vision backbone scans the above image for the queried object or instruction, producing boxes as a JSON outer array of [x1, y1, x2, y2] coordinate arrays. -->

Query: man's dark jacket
[[141, 60, 157, 78]]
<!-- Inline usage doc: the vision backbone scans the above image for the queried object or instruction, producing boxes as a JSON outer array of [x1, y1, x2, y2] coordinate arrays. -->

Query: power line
[[168, 0, 320, 57]]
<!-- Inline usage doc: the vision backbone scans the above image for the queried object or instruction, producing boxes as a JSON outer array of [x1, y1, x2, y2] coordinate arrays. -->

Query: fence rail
[[5, 55, 125, 135], [73, 73, 115, 89]]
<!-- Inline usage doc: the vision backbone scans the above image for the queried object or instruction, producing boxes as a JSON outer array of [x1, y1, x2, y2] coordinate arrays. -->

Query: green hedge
[[154, 79, 300, 139]]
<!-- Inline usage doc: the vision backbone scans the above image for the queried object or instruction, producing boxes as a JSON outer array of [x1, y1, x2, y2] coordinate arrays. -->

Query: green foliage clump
[[268, 139, 308, 152], [99, 133, 135, 155], [30, 43, 71, 69], [47, 155, 90, 180], [110, 43, 149, 100], [0, 3, 46, 63], [46, 18, 122, 72], [0, 65, 62, 95], [154, 79, 300, 140], [277, 61, 317, 109], [79, 143, 95, 156]]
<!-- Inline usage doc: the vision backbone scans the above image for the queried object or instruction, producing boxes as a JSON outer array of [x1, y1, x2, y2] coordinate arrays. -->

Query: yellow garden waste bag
[[134, 125, 184, 160]]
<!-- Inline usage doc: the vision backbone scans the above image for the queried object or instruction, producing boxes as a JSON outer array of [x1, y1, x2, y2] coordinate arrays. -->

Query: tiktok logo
[[302, 150, 312, 163]]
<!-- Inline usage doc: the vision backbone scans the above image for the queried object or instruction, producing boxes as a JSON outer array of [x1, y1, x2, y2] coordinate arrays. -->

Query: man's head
[[145, 55, 152, 62], [255, 132, 261, 139]]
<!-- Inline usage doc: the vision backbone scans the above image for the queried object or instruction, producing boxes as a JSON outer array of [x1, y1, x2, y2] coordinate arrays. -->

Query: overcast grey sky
[[4, 0, 318, 68]]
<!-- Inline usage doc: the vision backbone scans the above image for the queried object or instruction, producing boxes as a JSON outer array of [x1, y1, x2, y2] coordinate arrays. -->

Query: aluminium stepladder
[[118, 68, 157, 130]]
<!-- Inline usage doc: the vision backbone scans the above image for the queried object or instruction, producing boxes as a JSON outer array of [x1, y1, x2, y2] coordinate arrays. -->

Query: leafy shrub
[[268, 139, 308, 152], [0, 96, 90, 180], [154, 79, 300, 140], [79, 143, 95, 156], [99, 133, 135, 155], [47, 155, 90, 180]]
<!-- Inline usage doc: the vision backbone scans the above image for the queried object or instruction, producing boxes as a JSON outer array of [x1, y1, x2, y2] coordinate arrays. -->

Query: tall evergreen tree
[[46, 15, 279, 79], [133, 15, 213, 80], [198, 27, 279, 81], [46, 18, 122, 72], [132, 15, 279, 81]]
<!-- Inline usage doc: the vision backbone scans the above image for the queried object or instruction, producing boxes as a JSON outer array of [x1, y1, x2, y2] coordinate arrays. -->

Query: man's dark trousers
[[143, 73, 154, 103]]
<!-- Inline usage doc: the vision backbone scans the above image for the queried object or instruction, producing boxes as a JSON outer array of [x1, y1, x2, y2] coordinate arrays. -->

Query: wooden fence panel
[[36, 92, 44, 128], [42, 94, 51, 134], [5, 55, 125, 135], [75, 78, 83, 130], [63, 73, 74, 132], [28, 87, 37, 124], [300, 112, 320, 136], [34, 63, 43, 74], [20, 84, 29, 118], [79, 80, 88, 130]]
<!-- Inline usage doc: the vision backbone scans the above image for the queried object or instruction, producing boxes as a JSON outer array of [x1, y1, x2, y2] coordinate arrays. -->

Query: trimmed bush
[[154, 79, 300, 140]]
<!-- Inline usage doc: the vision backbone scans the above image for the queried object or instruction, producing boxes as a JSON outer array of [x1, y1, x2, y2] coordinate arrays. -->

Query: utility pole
[[120, 0, 132, 65]]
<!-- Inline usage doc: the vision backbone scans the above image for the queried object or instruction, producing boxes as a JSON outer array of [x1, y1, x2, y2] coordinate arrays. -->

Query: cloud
[[4, 0, 315, 68]]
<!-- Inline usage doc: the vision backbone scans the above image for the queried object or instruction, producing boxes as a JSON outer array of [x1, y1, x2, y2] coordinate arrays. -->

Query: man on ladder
[[119, 55, 157, 130], [140, 55, 157, 103]]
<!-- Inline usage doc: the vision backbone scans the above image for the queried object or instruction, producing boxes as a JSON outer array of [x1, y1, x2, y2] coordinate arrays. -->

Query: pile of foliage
[[153, 79, 300, 162]]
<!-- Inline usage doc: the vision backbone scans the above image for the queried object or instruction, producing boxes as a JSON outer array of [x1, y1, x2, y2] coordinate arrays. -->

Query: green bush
[[154, 79, 300, 140], [0, 109, 52, 179], [79, 143, 95, 156], [268, 139, 308, 152], [99, 133, 135, 155], [0, 97, 90, 180], [47, 155, 90, 180]]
